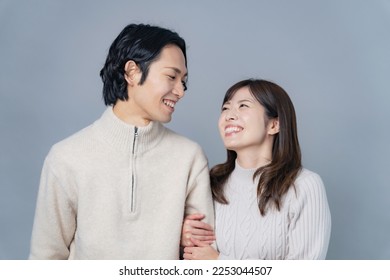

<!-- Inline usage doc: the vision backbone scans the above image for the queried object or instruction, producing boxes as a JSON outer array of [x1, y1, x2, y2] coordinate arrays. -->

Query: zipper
[[130, 127, 138, 212]]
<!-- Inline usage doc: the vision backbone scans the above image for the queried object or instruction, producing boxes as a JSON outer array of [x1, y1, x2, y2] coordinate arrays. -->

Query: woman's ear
[[268, 118, 280, 135], [124, 60, 140, 86]]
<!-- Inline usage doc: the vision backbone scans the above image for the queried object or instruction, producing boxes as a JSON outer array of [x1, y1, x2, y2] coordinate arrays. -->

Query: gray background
[[1, 0, 389, 259]]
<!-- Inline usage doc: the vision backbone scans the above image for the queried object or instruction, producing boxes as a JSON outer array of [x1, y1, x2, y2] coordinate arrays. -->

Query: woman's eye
[[240, 104, 248, 108], [168, 75, 175, 80], [221, 107, 228, 111]]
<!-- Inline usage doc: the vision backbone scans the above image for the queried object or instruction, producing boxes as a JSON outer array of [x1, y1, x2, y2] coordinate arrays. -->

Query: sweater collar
[[231, 160, 259, 185], [234, 160, 257, 175], [94, 107, 166, 154]]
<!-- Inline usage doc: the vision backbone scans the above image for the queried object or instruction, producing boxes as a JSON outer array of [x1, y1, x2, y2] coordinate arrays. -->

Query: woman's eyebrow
[[237, 99, 255, 103]]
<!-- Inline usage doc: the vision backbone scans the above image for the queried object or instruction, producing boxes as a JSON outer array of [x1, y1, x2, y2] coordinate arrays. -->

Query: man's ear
[[268, 118, 280, 135], [124, 60, 140, 86]]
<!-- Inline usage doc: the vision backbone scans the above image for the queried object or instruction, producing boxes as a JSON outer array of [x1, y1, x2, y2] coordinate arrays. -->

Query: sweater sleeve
[[29, 155, 77, 260], [286, 171, 331, 259], [184, 146, 215, 231]]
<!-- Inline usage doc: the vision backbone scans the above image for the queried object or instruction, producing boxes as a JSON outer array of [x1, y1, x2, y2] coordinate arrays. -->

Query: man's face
[[126, 44, 188, 125]]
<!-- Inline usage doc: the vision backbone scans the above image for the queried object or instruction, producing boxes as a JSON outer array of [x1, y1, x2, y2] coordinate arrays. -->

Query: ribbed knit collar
[[235, 160, 257, 172], [231, 160, 259, 186], [94, 107, 166, 155]]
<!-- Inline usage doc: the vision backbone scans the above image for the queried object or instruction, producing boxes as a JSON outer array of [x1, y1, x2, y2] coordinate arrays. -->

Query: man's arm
[[29, 156, 77, 259]]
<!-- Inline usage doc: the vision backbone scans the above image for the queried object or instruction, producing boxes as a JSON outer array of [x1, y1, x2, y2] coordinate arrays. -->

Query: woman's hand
[[183, 238, 219, 260], [181, 213, 215, 247]]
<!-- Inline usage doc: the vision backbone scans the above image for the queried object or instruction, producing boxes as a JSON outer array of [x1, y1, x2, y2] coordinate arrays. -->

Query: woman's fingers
[[183, 220, 214, 235], [181, 213, 215, 247]]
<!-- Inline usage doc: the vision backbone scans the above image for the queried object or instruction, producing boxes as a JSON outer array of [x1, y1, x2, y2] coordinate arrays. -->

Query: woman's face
[[218, 87, 276, 155]]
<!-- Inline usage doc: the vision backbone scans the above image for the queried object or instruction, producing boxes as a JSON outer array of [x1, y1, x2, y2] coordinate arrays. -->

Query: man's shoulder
[[47, 123, 95, 163], [162, 126, 200, 147], [159, 126, 207, 162], [54, 125, 93, 148]]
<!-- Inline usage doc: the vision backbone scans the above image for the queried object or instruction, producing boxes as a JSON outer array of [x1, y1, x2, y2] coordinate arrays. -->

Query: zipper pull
[[132, 127, 138, 155]]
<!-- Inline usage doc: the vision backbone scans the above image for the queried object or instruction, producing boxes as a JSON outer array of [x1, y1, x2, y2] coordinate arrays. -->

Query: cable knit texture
[[29, 107, 214, 260], [216, 162, 331, 259]]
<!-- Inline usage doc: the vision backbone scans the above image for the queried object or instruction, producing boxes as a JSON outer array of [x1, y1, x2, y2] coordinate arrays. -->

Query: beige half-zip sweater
[[29, 107, 214, 259]]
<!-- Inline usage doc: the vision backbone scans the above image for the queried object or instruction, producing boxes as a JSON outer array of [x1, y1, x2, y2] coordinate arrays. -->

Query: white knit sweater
[[215, 162, 331, 259], [29, 107, 214, 259]]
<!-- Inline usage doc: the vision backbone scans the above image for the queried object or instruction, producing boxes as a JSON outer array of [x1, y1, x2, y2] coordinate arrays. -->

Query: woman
[[182, 79, 331, 259]]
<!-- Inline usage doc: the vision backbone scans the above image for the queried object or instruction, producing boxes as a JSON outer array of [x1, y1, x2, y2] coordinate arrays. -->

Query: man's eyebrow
[[165, 67, 188, 77]]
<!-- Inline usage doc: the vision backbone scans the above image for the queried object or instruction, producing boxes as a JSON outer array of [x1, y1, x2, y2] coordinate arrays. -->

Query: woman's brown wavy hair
[[210, 79, 302, 216]]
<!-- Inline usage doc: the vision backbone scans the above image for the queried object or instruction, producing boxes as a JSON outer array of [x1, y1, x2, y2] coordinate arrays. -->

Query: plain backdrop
[[1, 0, 389, 259]]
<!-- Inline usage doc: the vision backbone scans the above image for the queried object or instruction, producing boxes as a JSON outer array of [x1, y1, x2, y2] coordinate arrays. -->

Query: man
[[29, 23, 214, 259]]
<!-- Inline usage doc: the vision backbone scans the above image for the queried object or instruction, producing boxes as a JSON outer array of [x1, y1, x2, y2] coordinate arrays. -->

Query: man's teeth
[[225, 126, 242, 133], [163, 100, 175, 108]]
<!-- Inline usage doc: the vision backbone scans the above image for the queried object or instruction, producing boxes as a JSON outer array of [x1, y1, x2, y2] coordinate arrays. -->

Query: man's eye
[[182, 81, 188, 91]]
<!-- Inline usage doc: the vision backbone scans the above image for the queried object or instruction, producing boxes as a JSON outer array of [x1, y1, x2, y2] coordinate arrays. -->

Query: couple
[[29, 23, 331, 260]]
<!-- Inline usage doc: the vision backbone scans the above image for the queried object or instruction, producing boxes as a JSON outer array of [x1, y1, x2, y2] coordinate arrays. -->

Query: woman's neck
[[236, 149, 272, 169]]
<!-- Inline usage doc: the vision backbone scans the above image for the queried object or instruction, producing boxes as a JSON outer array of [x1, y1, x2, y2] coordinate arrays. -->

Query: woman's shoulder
[[292, 167, 327, 198], [295, 168, 322, 184]]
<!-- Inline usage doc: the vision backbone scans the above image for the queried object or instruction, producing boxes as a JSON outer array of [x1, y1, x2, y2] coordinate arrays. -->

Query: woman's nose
[[225, 110, 238, 121]]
